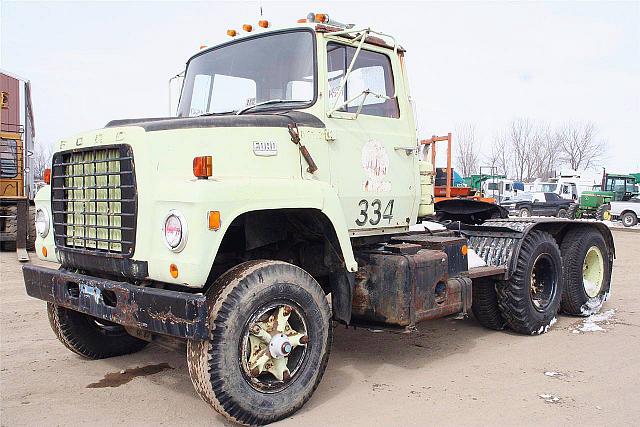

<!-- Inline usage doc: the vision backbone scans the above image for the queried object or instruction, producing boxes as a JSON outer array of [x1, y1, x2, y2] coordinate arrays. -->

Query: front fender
[[140, 178, 357, 287]]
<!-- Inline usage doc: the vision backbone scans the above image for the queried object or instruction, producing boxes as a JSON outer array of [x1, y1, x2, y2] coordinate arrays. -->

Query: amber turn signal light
[[43, 168, 51, 184], [208, 211, 221, 231], [461, 244, 468, 256], [193, 156, 212, 179], [258, 20, 270, 28], [170, 263, 179, 278], [42, 246, 47, 257]]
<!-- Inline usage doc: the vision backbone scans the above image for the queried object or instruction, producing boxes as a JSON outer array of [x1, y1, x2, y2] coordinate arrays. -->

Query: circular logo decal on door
[[362, 140, 391, 192]]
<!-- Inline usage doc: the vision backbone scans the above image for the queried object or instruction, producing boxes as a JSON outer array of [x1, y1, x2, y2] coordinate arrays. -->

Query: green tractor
[[569, 173, 639, 219]]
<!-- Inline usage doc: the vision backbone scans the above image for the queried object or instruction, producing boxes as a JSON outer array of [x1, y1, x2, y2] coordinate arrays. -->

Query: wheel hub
[[242, 304, 308, 391], [583, 246, 604, 298]]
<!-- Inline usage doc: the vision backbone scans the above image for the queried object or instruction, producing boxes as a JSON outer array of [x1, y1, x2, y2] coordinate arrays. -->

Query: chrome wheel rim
[[583, 246, 604, 298], [240, 301, 309, 393], [530, 254, 558, 312]]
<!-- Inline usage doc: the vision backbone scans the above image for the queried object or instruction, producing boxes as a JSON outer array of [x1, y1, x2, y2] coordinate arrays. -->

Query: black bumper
[[23, 265, 209, 340]]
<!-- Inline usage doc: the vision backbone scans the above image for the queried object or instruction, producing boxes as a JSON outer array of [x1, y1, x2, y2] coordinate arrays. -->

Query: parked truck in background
[[23, 14, 615, 426]]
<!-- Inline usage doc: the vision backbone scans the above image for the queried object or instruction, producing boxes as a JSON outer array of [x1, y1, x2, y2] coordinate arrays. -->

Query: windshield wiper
[[195, 110, 237, 117], [236, 99, 307, 115]]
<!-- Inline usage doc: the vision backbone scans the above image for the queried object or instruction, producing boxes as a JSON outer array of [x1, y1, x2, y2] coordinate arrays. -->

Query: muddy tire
[[557, 208, 568, 218], [595, 203, 610, 221], [47, 303, 148, 359], [496, 230, 563, 335], [471, 279, 505, 330], [567, 203, 578, 219], [187, 260, 332, 426], [560, 228, 611, 316], [620, 212, 638, 227]]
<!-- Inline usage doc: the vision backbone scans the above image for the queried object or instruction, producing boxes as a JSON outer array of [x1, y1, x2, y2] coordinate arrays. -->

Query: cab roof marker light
[[227, 29, 237, 37], [306, 12, 355, 29], [258, 20, 270, 28], [242, 24, 253, 32]]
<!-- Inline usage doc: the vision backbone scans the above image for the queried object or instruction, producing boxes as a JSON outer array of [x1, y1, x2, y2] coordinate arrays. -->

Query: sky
[[1, 0, 639, 173]]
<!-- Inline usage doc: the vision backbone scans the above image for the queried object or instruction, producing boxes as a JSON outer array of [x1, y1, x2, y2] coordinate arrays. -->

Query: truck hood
[[104, 111, 325, 132]]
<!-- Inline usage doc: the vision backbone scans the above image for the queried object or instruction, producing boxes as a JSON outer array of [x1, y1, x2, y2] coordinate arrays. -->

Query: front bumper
[[23, 265, 209, 340]]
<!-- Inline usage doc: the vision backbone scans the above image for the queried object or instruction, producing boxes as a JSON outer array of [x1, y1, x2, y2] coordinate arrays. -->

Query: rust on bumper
[[23, 265, 209, 340]]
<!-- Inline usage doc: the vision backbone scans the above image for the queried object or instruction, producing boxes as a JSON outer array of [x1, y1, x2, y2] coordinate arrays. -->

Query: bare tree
[[485, 132, 511, 177], [531, 124, 560, 179], [454, 124, 480, 177], [31, 141, 53, 180], [556, 122, 605, 171]]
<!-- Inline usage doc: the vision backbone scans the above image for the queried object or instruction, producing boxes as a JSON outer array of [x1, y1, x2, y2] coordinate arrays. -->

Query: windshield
[[177, 30, 315, 117]]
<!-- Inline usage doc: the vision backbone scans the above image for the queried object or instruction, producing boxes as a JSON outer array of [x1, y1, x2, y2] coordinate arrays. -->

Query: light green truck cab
[[36, 23, 426, 286], [24, 15, 614, 427]]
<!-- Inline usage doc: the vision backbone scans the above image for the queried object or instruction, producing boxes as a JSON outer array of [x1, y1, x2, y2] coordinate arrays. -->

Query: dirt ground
[[1, 230, 639, 426]]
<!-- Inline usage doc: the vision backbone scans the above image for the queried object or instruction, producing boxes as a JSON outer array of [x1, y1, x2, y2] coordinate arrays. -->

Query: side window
[[326, 42, 399, 118], [0, 138, 18, 178]]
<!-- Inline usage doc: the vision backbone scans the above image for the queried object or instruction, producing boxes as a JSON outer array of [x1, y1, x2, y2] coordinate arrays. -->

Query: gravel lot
[[1, 230, 639, 426]]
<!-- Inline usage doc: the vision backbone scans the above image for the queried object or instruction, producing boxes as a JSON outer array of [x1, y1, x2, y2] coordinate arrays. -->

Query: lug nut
[[300, 335, 309, 344], [283, 306, 292, 315], [250, 324, 261, 335]]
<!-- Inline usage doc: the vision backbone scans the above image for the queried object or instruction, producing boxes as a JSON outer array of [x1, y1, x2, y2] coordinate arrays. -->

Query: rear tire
[[567, 204, 578, 219], [496, 231, 563, 335], [187, 260, 332, 426], [560, 228, 611, 316], [47, 303, 148, 359], [621, 212, 638, 227], [557, 208, 568, 218], [471, 279, 506, 330], [595, 203, 610, 221]]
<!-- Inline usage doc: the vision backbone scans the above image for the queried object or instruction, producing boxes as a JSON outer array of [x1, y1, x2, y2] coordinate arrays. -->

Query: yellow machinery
[[1, 70, 36, 260]]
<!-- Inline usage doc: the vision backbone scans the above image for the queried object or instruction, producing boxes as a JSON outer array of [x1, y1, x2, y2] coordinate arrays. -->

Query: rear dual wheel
[[496, 231, 563, 335], [560, 228, 611, 315], [187, 260, 332, 426]]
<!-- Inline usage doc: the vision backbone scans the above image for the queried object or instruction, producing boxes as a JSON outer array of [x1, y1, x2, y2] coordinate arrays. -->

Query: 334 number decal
[[356, 199, 394, 226]]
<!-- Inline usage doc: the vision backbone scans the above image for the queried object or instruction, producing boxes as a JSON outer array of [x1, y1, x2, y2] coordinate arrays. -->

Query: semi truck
[[23, 14, 614, 426]]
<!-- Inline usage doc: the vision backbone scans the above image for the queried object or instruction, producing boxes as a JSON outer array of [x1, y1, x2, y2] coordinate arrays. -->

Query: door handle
[[394, 146, 417, 155]]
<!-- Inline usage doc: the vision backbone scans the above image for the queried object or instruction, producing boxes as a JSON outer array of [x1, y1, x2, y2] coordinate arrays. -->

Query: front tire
[[595, 203, 611, 221], [560, 228, 611, 315], [519, 207, 531, 218], [471, 279, 506, 330], [47, 304, 148, 359], [496, 231, 563, 335], [187, 260, 332, 426]]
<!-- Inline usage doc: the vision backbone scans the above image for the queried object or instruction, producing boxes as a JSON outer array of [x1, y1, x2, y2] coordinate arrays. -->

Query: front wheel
[[519, 207, 531, 218], [187, 260, 332, 426], [595, 203, 611, 221], [557, 208, 568, 218]]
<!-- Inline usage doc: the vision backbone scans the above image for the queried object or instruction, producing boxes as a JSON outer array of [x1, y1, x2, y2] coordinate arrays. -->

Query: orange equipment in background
[[420, 133, 496, 204]]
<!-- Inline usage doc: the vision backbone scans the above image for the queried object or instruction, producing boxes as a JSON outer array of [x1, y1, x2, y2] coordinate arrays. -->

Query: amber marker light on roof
[[258, 20, 270, 28], [227, 29, 237, 37], [243, 24, 253, 32]]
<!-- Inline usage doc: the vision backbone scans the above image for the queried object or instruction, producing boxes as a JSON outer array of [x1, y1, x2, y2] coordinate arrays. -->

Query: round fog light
[[35, 208, 50, 238]]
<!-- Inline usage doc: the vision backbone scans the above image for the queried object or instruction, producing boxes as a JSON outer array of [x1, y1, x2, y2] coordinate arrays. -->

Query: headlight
[[162, 210, 188, 252], [35, 208, 50, 238]]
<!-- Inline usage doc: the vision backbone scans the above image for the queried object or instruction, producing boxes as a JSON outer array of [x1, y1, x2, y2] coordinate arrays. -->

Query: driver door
[[323, 40, 418, 234]]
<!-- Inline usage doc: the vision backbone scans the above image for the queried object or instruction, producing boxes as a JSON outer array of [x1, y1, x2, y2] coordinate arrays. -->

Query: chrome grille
[[51, 145, 136, 257]]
